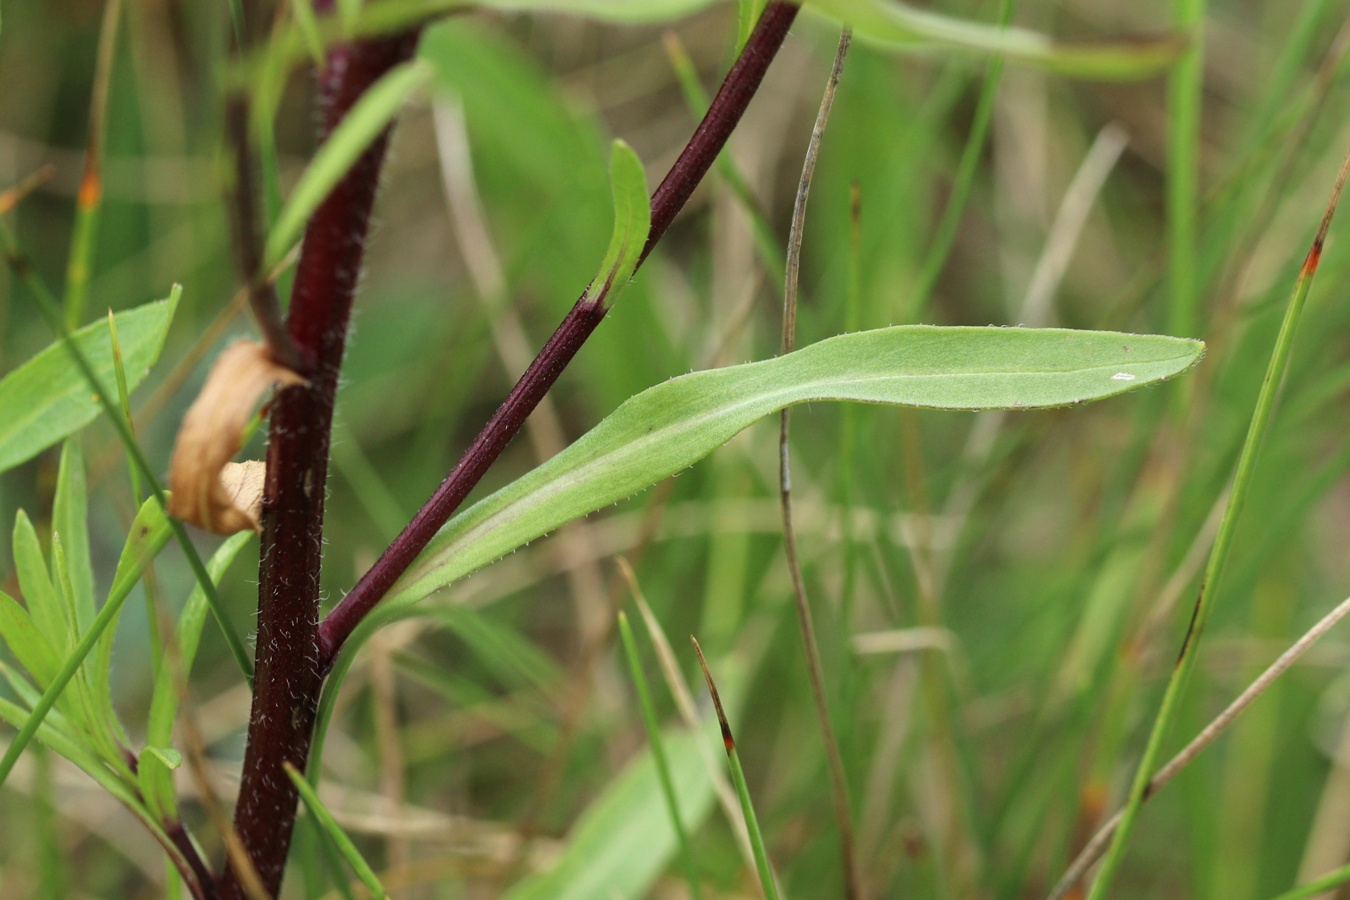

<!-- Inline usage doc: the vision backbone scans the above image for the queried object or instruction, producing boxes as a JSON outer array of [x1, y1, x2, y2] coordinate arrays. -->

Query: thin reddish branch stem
[[219, 28, 421, 900], [317, 1, 801, 667]]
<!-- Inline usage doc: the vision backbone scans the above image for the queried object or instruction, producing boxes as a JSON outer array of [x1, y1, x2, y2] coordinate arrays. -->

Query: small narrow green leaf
[[52, 441, 95, 632], [0, 591, 62, 687], [590, 139, 650, 301], [90, 497, 174, 746], [265, 59, 430, 268], [391, 326, 1203, 609], [137, 748, 179, 824], [285, 762, 388, 899], [13, 511, 66, 653], [0, 294, 176, 474], [0, 496, 182, 788]]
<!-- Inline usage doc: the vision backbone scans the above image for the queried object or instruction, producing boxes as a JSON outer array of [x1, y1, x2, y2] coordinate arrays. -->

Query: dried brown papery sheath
[[168, 341, 304, 534]]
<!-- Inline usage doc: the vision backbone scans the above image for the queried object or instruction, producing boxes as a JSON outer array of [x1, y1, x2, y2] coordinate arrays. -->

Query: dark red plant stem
[[165, 820, 214, 900], [317, 1, 800, 668], [218, 28, 420, 900]]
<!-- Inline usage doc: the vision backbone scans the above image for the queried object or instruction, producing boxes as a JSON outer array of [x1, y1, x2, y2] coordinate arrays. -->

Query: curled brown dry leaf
[[168, 340, 305, 534]]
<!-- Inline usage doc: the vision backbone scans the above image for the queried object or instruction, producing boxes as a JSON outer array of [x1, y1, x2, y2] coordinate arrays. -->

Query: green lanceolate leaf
[[0, 494, 185, 788], [12, 510, 66, 653], [0, 293, 177, 474], [590, 139, 651, 300], [390, 326, 1203, 609], [0, 591, 62, 688], [266, 58, 431, 268]]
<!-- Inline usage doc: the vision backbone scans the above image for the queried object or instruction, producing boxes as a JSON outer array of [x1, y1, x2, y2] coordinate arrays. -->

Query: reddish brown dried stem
[[218, 28, 421, 900]]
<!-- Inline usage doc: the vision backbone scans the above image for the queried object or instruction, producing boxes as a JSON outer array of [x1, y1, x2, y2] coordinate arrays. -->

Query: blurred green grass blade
[[142, 531, 253, 820], [422, 605, 564, 696], [1087, 151, 1350, 898], [53, 441, 95, 632], [808, 0, 1182, 80], [106, 310, 143, 503], [1271, 865, 1350, 900], [392, 326, 1203, 609], [591, 139, 650, 299], [910, 0, 1013, 319], [1166, 0, 1204, 338], [284, 762, 388, 899], [289, 0, 327, 66], [0, 295, 176, 474], [13, 510, 67, 653], [265, 58, 430, 268], [506, 667, 744, 900], [618, 612, 702, 900]]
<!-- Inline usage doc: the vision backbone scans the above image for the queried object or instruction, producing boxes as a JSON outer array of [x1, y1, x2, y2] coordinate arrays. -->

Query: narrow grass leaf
[[265, 58, 430, 268], [619, 612, 702, 900], [692, 637, 778, 900], [0, 294, 175, 474], [284, 762, 388, 899], [289, 0, 327, 66], [392, 326, 1203, 609]]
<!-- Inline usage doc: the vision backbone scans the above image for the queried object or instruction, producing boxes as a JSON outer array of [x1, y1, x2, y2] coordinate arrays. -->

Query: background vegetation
[[1, 0, 1349, 897]]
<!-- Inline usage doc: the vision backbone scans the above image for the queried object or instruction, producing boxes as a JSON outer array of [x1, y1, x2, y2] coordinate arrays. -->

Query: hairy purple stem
[[219, 28, 421, 900], [317, 1, 800, 667]]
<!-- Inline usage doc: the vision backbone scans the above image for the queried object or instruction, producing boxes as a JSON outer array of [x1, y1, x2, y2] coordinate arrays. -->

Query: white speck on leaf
[[1111, 372, 1136, 381]]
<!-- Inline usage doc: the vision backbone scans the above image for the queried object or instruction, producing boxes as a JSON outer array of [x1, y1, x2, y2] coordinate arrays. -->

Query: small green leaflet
[[590, 139, 650, 302]]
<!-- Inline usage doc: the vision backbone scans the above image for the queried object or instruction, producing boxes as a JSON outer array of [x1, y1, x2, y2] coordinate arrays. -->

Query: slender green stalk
[[64, 0, 122, 329], [0, 224, 255, 686], [909, 0, 1014, 320], [1166, 0, 1205, 338], [619, 611, 702, 900], [692, 636, 778, 900], [779, 27, 859, 900], [285, 762, 388, 899], [1269, 864, 1350, 900], [1086, 145, 1350, 899]]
